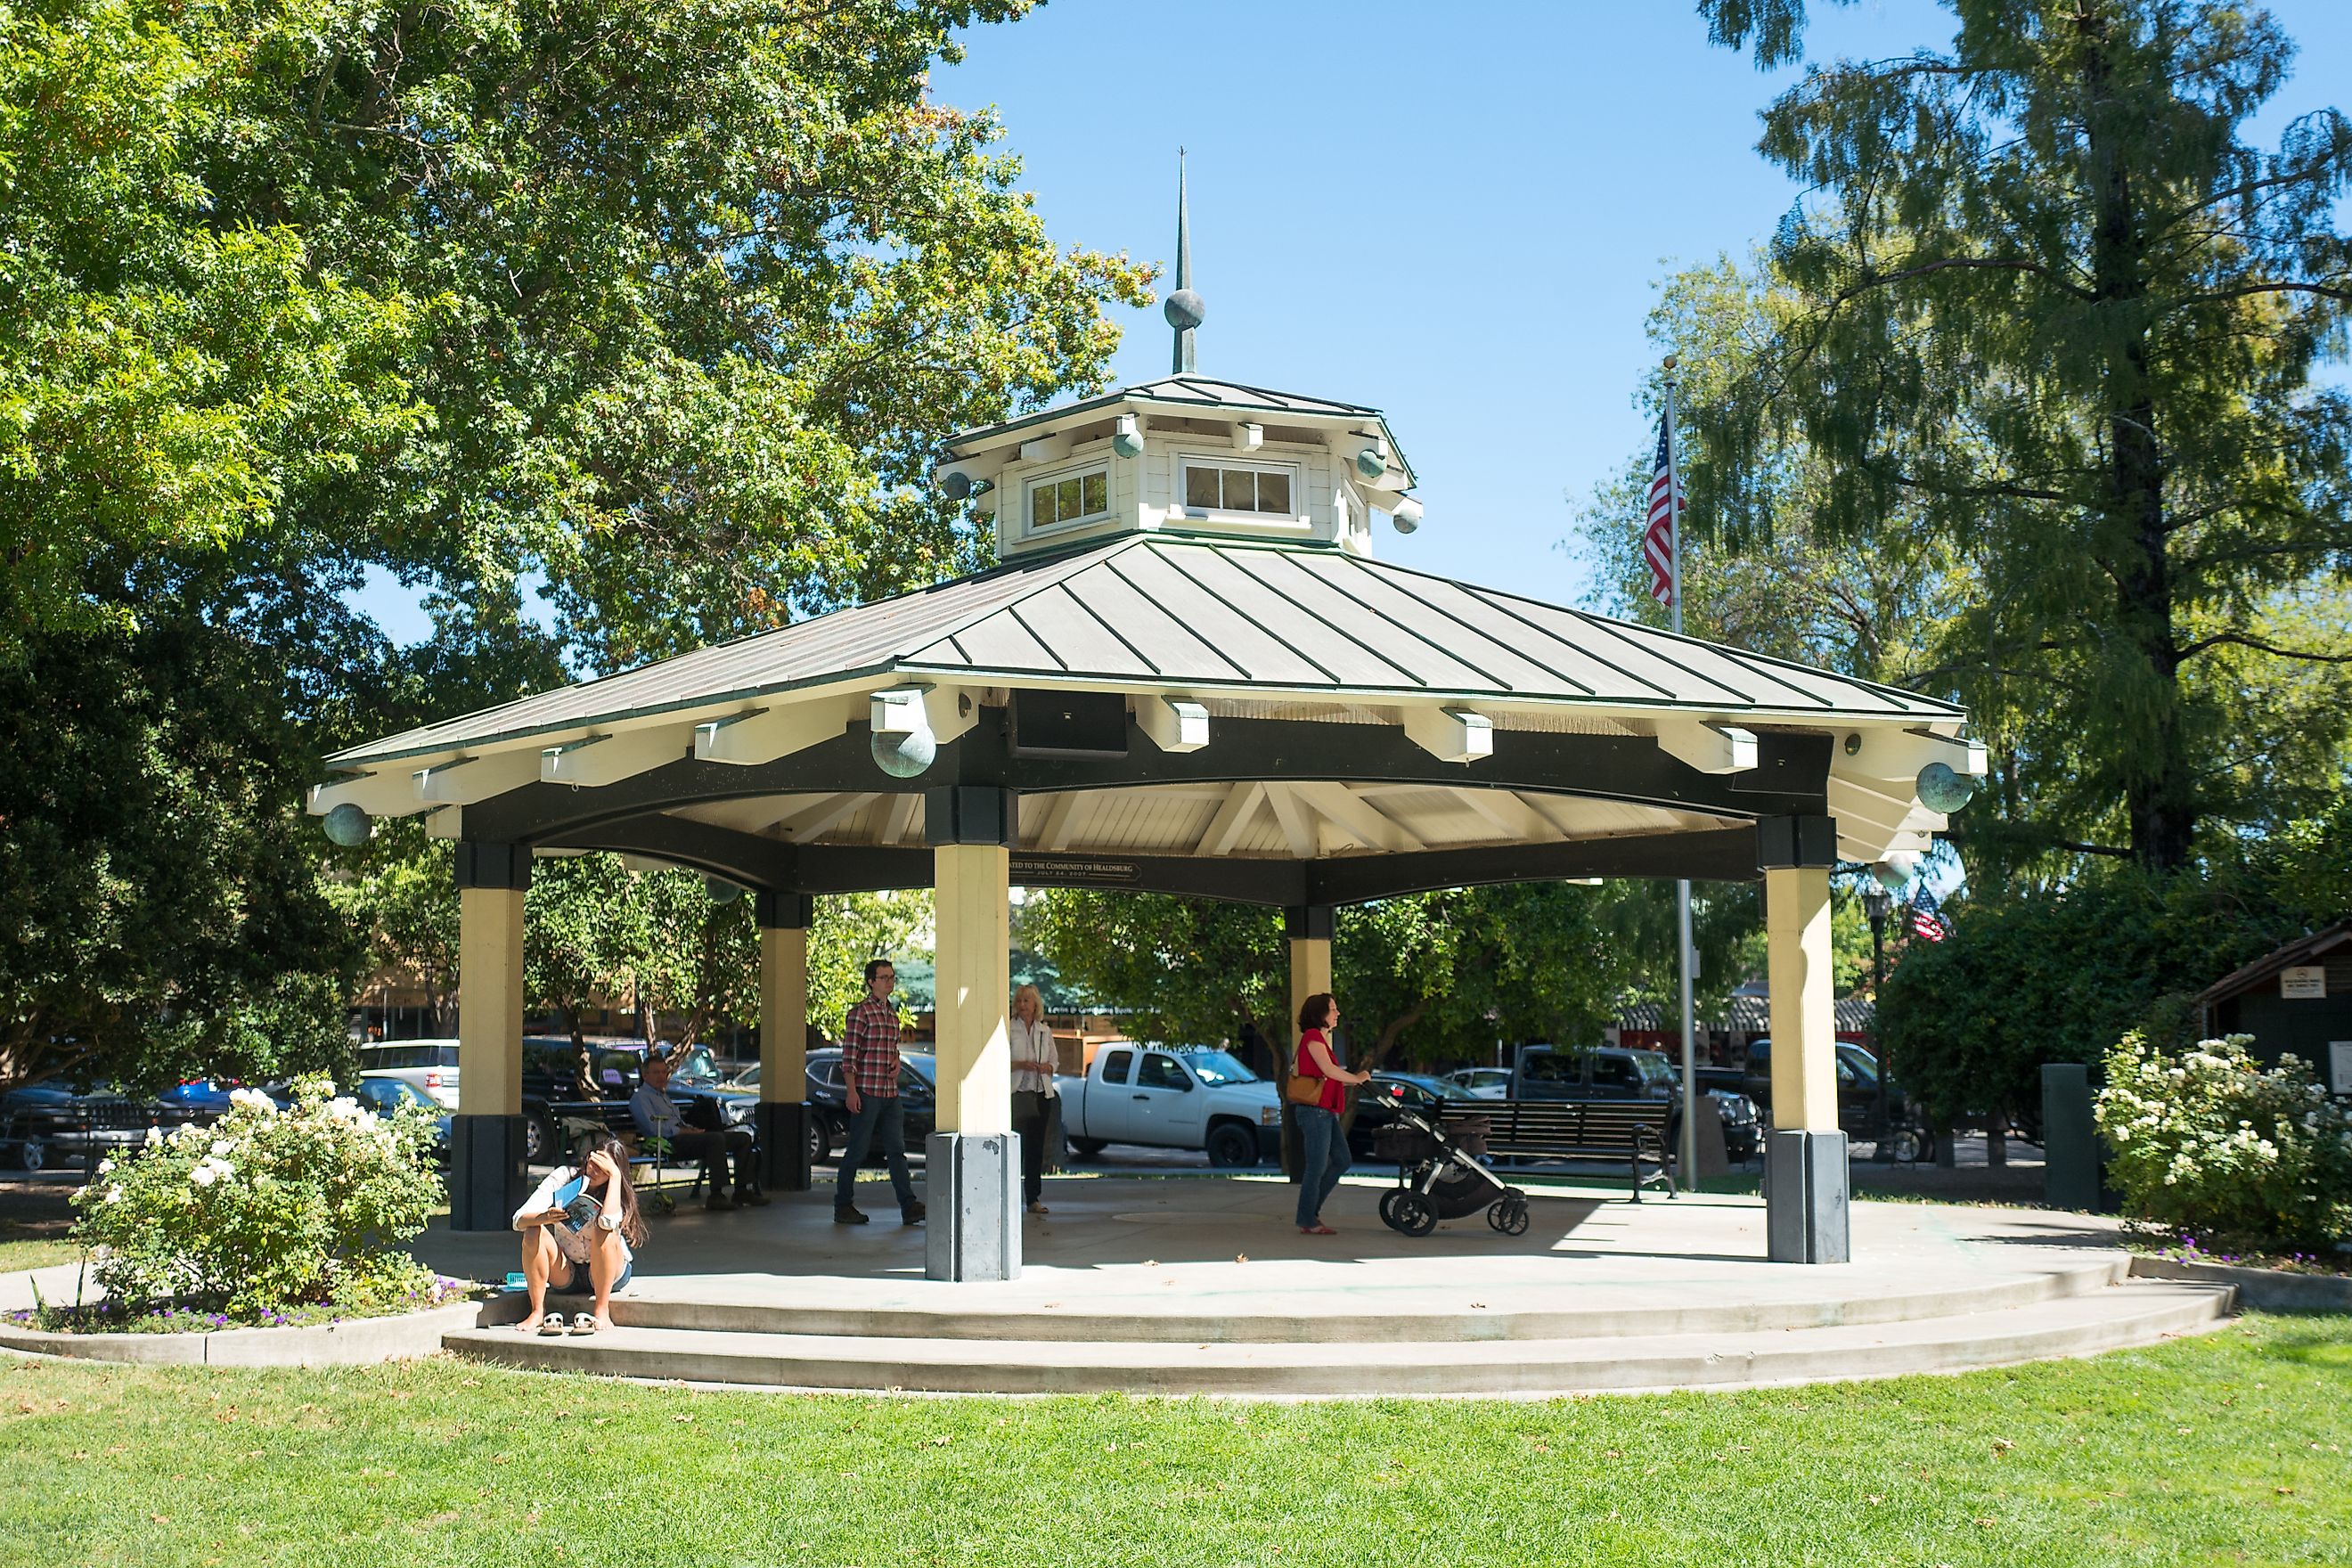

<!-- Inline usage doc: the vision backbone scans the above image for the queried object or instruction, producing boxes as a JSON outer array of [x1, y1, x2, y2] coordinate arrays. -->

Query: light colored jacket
[[1009, 1017, 1058, 1097]]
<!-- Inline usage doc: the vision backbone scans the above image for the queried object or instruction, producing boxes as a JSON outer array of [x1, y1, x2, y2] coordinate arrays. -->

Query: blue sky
[[349, 0, 2352, 642]]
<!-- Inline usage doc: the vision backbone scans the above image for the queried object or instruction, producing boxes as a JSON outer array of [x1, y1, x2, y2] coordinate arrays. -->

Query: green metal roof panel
[[329, 535, 1959, 768]]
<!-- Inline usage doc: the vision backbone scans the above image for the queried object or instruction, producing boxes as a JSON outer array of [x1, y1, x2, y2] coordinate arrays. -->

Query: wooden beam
[[1656, 721, 1759, 776], [541, 728, 691, 788], [1194, 781, 1265, 857], [695, 698, 853, 767], [307, 770, 425, 820], [778, 792, 879, 843], [1403, 706, 1494, 764], [880, 791, 920, 846], [415, 751, 543, 805], [1136, 696, 1211, 754], [1453, 788, 1559, 843], [1263, 783, 1318, 861], [1040, 791, 1094, 852], [1293, 780, 1420, 853]]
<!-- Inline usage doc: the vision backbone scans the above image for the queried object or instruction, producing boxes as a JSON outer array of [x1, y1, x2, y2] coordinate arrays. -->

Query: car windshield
[[1630, 1051, 1677, 1087], [1180, 1050, 1258, 1086]]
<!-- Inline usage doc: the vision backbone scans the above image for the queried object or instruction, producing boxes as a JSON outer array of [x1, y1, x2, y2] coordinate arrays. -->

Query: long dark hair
[[577, 1134, 649, 1247], [1297, 992, 1336, 1034]]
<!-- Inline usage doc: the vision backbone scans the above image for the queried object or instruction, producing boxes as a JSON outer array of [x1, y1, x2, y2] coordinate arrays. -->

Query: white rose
[[96, 1157, 113, 1174], [144, 1126, 163, 1147], [104, 1186, 123, 1204], [191, 1164, 216, 1188], [210, 1139, 233, 1157]]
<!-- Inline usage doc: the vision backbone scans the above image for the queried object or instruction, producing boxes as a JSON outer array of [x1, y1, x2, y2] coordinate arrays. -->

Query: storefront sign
[[2281, 965, 2327, 1000]]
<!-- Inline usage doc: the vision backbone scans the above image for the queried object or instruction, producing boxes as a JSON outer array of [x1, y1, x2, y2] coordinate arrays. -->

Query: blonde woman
[[1009, 984, 1059, 1214]]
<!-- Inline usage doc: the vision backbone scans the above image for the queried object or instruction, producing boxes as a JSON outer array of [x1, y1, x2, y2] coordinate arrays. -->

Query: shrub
[[70, 1074, 445, 1320], [2096, 1033, 2352, 1253]]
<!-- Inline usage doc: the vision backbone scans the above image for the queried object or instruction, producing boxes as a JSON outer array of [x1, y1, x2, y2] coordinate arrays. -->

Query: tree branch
[[2176, 630, 2352, 664]]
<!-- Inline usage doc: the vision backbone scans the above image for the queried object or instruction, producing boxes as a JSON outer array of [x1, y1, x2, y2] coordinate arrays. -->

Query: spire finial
[[1164, 148, 1204, 373]]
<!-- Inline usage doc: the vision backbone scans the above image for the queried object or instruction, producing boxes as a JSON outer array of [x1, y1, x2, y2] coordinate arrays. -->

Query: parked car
[[355, 1039, 461, 1110], [1441, 1067, 1514, 1099], [151, 1077, 296, 1124], [1510, 1044, 1763, 1163], [803, 1048, 937, 1164], [355, 1072, 453, 1164], [1742, 1038, 1934, 1161], [1349, 1072, 1490, 1159], [0, 1080, 159, 1172], [1056, 1044, 1282, 1167]]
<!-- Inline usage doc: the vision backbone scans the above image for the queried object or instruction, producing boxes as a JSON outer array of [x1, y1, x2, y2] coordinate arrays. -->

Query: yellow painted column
[[1766, 863, 1838, 1132], [933, 843, 1011, 1137], [759, 923, 809, 1105], [457, 886, 525, 1117], [1287, 932, 1333, 1059]]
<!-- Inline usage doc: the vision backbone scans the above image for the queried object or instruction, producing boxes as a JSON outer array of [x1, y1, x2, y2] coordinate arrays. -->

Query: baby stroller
[[1369, 1098, 1530, 1237]]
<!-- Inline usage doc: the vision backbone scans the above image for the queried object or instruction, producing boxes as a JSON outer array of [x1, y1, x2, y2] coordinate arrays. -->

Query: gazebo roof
[[332, 535, 1956, 770]]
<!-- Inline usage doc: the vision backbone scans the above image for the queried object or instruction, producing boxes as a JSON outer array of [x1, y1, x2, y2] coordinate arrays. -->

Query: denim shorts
[[552, 1257, 633, 1294]]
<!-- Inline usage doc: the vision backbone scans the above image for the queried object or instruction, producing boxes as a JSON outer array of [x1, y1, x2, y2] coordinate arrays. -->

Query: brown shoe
[[704, 1192, 736, 1212], [902, 1201, 927, 1226]]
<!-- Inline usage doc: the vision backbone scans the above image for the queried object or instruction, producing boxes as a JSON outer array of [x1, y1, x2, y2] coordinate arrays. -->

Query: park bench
[[1468, 1099, 1677, 1200], [549, 1100, 706, 1213]]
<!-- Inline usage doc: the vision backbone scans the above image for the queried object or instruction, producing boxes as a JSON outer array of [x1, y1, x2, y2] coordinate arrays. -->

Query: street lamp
[[1861, 884, 1891, 1155]]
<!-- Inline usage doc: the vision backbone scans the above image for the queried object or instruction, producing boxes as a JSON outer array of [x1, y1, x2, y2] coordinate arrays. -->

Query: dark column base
[[924, 1131, 1021, 1282], [451, 1115, 527, 1232], [1765, 1129, 1850, 1263], [755, 1101, 813, 1192], [2039, 1063, 2111, 1213]]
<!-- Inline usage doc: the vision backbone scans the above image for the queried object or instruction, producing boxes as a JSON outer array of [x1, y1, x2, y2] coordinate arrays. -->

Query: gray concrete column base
[[450, 1115, 527, 1232], [1765, 1129, 1850, 1263], [924, 1131, 1023, 1282], [755, 1102, 813, 1192]]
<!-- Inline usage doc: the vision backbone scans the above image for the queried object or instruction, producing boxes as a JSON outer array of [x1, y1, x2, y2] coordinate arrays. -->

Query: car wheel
[[1392, 1191, 1438, 1237], [16, 1139, 45, 1173], [523, 1115, 557, 1164], [1068, 1138, 1107, 1159], [1205, 1124, 1256, 1167], [804, 1115, 827, 1168], [1893, 1127, 1930, 1164]]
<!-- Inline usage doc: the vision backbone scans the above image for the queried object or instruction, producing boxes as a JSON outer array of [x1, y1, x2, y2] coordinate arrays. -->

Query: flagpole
[[1664, 355, 1699, 1185]]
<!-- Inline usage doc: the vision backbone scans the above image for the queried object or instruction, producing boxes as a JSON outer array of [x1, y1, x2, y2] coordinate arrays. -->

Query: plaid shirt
[[841, 995, 903, 1097]]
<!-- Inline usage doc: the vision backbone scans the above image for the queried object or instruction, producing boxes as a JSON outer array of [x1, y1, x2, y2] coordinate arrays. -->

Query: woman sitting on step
[[512, 1135, 648, 1336]]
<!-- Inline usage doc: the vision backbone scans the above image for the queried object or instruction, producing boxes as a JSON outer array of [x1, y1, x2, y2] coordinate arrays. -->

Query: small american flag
[[1909, 886, 1948, 943], [1644, 420, 1681, 607]]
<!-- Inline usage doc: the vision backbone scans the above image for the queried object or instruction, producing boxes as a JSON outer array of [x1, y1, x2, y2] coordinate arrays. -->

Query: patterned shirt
[[842, 995, 903, 1097]]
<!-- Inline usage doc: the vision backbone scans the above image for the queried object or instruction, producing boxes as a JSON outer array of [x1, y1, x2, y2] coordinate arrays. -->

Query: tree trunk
[[2082, 12, 2195, 872]]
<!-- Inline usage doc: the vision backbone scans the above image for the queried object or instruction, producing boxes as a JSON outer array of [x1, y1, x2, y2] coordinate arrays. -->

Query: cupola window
[[1027, 464, 1111, 532], [1181, 457, 1296, 516]]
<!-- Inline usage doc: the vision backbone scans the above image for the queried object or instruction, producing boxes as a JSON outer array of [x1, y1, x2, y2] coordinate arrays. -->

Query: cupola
[[935, 156, 1422, 560]]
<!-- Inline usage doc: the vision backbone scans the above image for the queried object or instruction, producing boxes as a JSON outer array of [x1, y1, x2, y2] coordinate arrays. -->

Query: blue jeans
[[835, 1095, 919, 1216], [1295, 1106, 1351, 1227]]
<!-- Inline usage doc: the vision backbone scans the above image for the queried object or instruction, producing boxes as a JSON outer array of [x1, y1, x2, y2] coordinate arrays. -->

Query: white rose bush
[[69, 1074, 446, 1320], [2095, 1033, 2352, 1254]]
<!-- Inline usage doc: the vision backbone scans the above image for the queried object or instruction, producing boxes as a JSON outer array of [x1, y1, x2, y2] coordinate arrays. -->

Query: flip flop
[[1300, 1224, 1338, 1236], [535, 1311, 568, 1335], [569, 1312, 599, 1335]]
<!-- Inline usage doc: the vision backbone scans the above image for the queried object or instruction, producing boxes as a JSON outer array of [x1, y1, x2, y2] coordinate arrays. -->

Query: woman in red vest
[[1294, 992, 1370, 1234]]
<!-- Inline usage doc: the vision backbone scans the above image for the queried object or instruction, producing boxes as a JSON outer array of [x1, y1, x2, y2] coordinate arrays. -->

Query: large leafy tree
[[1690, 0, 2352, 872], [1, 0, 1145, 1083]]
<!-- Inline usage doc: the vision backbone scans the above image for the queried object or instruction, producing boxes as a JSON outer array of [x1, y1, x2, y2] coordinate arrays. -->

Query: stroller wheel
[[1392, 1191, 1438, 1237], [1490, 1199, 1531, 1237], [1377, 1188, 1409, 1232]]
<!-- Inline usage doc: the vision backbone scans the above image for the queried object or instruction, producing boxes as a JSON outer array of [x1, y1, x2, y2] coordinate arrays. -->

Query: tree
[[0, 600, 364, 1090], [1877, 866, 2295, 1135], [1690, 0, 2352, 872]]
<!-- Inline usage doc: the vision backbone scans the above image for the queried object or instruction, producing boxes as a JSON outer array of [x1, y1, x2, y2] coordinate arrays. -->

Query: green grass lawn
[[2, 1315, 2347, 1566]]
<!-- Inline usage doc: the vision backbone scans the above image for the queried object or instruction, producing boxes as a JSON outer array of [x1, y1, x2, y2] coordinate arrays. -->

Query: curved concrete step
[[484, 1254, 2132, 1345], [445, 1278, 2234, 1396]]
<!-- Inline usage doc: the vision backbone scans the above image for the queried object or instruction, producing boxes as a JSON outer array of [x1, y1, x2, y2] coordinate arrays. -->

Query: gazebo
[[315, 225, 1978, 1280]]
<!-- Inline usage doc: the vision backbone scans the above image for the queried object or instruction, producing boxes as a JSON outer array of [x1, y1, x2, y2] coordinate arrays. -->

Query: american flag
[[1908, 886, 1948, 943], [1644, 419, 1681, 607]]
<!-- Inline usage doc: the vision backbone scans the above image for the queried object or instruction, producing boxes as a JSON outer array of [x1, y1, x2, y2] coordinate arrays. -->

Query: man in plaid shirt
[[834, 956, 925, 1226]]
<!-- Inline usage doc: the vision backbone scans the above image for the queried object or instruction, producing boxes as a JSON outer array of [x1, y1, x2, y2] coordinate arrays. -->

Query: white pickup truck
[[1056, 1044, 1284, 1167]]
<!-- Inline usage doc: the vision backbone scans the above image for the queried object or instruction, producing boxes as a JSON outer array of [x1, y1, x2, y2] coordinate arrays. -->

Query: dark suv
[[1510, 1044, 1762, 1162], [1742, 1039, 1933, 1161]]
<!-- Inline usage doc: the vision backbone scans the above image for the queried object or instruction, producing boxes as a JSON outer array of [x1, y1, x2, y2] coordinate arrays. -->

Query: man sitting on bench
[[629, 1054, 765, 1213]]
